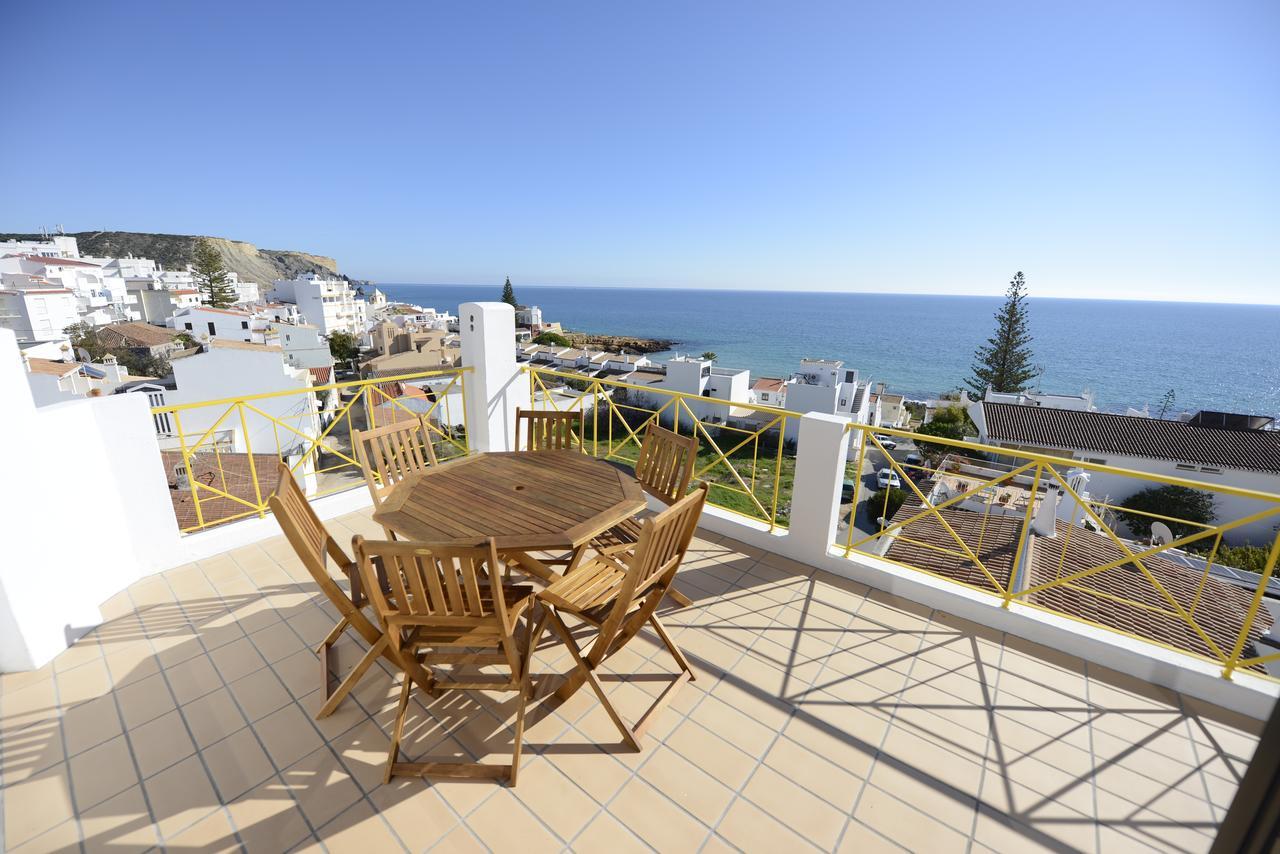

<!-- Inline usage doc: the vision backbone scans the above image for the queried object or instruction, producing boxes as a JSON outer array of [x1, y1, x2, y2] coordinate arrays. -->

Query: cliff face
[[0, 231, 340, 293]]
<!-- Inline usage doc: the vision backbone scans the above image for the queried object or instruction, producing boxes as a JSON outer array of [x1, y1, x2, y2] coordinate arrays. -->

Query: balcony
[[1, 303, 1276, 852], [1, 506, 1263, 852]]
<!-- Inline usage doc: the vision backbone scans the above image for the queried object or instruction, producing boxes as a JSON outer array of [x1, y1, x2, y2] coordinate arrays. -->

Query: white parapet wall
[[459, 301, 530, 452], [0, 329, 179, 670]]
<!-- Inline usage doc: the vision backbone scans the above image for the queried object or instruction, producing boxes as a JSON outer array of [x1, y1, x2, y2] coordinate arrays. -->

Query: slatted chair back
[[356, 538, 523, 671], [634, 423, 698, 505], [515, 408, 583, 452], [269, 463, 369, 618], [589, 484, 707, 665], [353, 416, 438, 508]]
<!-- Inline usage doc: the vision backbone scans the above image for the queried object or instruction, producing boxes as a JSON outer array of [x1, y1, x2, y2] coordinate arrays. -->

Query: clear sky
[[3, 1, 1277, 303]]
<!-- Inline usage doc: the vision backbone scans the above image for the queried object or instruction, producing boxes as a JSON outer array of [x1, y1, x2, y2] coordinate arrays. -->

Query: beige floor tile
[[1, 678, 58, 733], [572, 812, 651, 852], [855, 783, 969, 854], [609, 777, 709, 852], [506, 755, 599, 840], [114, 670, 177, 730], [688, 693, 777, 757], [742, 764, 848, 849], [715, 796, 821, 853], [866, 754, 977, 837], [662, 718, 759, 791], [225, 780, 314, 853], [2, 762, 78, 849], [432, 824, 489, 853], [280, 746, 363, 829], [130, 707, 197, 778], [310, 799, 401, 853], [367, 779, 459, 849], [637, 745, 736, 826], [763, 733, 864, 810], [228, 665, 293, 722], [165, 654, 222, 705], [182, 686, 249, 749], [78, 784, 160, 852], [61, 692, 124, 757], [163, 807, 242, 852], [208, 635, 269, 684], [0, 717, 65, 783], [143, 754, 222, 839], [6, 818, 82, 854], [202, 726, 276, 802], [466, 787, 564, 852], [68, 733, 138, 809], [53, 657, 111, 706], [254, 702, 325, 769], [249, 619, 309, 664]]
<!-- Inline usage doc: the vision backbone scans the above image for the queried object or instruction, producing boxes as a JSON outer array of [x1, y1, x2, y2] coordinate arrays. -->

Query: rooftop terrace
[[1, 508, 1262, 853]]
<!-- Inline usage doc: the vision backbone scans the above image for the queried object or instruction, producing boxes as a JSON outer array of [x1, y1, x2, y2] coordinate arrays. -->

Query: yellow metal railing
[[525, 365, 796, 530], [152, 367, 470, 533], [836, 421, 1280, 681]]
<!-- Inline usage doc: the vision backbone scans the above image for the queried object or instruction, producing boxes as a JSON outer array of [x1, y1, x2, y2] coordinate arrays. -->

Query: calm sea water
[[378, 284, 1280, 416]]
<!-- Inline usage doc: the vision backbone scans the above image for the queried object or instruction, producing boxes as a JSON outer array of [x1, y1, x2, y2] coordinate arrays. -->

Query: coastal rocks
[[563, 332, 674, 354]]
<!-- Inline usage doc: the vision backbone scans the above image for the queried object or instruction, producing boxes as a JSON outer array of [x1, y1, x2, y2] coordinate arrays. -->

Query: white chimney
[[1032, 483, 1062, 537]]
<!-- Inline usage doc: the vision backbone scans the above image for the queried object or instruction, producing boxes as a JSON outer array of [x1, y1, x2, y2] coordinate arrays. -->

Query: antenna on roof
[[1150, 521, 1174, 548]]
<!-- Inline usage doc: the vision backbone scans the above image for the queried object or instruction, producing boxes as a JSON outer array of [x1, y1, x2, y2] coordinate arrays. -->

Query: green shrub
[[1117, 485, 1215, 540]]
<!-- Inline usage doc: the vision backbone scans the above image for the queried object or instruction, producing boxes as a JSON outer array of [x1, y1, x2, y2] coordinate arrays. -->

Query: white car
[[875, 434, 898, 450], [876, 468, 901, 489]]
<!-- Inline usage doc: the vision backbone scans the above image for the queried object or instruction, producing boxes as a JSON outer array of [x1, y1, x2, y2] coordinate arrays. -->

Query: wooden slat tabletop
[[372, 451, 646, 550]]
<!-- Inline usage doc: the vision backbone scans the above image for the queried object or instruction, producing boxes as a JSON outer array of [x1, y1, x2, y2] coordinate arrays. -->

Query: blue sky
[[3, 1, 1277, 302]]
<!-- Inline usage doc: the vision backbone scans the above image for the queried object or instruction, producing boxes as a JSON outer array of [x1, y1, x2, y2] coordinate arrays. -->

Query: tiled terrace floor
[[0, 509, 1264, 853]]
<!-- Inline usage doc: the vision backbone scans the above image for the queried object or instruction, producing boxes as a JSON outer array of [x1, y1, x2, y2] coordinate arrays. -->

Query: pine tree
[[500, 276, 518, 307], [965, 272, 1039, 396], [192, 239, 237, 308]]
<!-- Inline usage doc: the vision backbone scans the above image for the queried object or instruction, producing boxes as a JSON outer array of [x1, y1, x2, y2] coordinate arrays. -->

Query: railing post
[[788, 412, 852, 563], [459, 302, 530, 452]]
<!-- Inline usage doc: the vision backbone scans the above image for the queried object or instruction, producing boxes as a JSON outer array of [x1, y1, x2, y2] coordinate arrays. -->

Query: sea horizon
[[370, 281, 1280, 308], [376, 283, 1280, 418]]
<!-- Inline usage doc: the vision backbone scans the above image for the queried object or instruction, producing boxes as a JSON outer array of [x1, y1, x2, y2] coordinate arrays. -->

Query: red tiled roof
[[752, 377, 785, 393], [308, 367, 332, 384], [99, 322, 181, 347], [982, 402, 1280, 474], [18, 254, 101, 268]]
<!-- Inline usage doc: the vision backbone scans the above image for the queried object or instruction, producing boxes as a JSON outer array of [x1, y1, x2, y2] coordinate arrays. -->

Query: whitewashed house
[[271, 273, 368, 337]]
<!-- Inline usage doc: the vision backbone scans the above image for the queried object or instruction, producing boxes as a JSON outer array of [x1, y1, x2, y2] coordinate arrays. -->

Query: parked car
[[905, 452, 923, 468], [841, 478, 858, 501], [876, 468, 901, 489], [875, 434, 898, 450]]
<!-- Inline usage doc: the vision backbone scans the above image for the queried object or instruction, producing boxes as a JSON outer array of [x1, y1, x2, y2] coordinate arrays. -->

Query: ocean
[[376, 284, 1280, 416]]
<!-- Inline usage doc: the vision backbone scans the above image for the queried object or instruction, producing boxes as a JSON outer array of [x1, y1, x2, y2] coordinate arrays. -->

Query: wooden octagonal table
[[371, 450, 646, 579]]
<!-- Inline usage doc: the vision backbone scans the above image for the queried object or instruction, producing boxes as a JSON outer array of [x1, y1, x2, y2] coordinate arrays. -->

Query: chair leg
[[648, 613, 695, 681], [545, 611, 641, 752], [385, 674, 413, 783], [317, 634, 388, 719], [510, 676, 530, 785]]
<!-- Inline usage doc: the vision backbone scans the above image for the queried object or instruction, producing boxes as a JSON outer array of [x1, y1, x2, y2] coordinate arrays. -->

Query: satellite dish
[[1151, 521, 1174, 547]]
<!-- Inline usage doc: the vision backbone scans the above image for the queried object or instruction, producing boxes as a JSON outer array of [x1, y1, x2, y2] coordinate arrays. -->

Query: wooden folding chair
[[591, 423, 699, 607], [354, 536, 539, 785], [537, 484, 708, 751], [267, 463, 433, 719], [515, 407, 583, 451], [353, 415, 438, 536]]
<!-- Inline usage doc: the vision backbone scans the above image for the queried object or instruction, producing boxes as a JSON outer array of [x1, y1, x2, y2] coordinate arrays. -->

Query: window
[[241, 321, 249, 330], [184, 322, 192, 331], [1200, 466, 1221, 474], [840, 399, 847, 407], [207, 322, 216, 335], [1176, 463, 1197, 472]]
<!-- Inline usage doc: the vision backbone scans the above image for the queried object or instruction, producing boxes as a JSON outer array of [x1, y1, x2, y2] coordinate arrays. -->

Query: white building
[[0, 235, 81, 259], [22, 354, 131, 406], [142, 340, 319, 455], [169, 305, 264, 343], [983, 386, 1096, 412], [0, 253, 138, 330], [782, 359, 877, 439], [750, 377, 786, 408], [0, 286, 80, 342], [130, 285, 203, 325], [969, 400, 1280, 546], [271, 273, 368, 337], [277, 323, 332, 370]]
